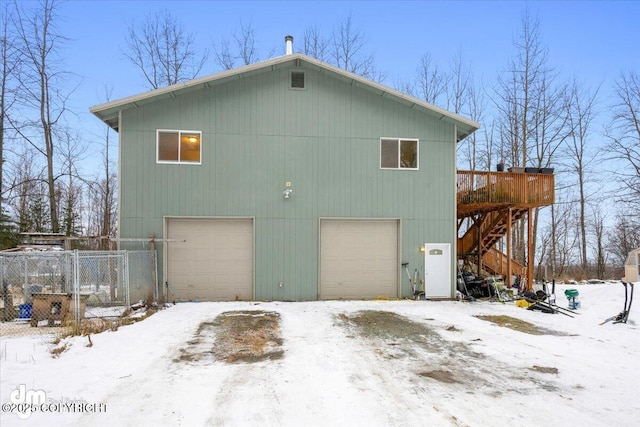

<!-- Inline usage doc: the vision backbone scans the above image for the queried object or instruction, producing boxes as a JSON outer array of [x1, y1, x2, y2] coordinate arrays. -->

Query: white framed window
[[380, 138, 418, 170], [157, 130, 202, 164]]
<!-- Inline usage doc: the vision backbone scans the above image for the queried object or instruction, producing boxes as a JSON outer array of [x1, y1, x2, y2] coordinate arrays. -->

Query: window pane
[[180, 133, 201, 163], [400, 140, 417, 169], [158, 132, 179, 161], [381, 138, 398, 168]]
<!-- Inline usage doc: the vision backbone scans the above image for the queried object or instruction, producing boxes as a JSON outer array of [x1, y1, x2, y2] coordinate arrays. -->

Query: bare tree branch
[[123, 9, 209, 89], [331, 14, 383, 82], [606, 71, 640, 209], [302, 24, 330, 62]]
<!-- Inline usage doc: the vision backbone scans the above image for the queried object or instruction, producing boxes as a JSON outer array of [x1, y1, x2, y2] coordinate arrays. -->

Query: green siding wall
[[119, 63, 457, 300]]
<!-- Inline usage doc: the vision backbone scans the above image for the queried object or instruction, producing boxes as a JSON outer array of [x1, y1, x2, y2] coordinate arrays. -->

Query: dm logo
[[10, 384, 47, 419]]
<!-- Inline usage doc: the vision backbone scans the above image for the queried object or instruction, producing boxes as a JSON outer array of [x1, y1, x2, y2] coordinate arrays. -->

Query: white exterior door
[[424, 243, 451, 299]]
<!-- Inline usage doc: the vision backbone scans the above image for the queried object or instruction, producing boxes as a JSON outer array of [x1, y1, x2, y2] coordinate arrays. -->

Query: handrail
[[457, 170, 554, 208]]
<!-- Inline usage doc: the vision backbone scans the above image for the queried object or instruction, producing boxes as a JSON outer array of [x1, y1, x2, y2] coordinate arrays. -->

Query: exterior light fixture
[[283, 181, 293, 199]]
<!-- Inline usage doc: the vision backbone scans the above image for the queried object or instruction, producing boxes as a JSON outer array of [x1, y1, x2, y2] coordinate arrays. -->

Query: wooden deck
[[457, 170, 554, 218], [456, 170, 555, 288]]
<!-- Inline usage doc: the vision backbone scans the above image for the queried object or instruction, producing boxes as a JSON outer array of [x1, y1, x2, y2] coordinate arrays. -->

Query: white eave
[[90, 53, 480, 141]]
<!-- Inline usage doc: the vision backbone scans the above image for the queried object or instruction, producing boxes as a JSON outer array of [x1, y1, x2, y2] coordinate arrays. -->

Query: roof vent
[[285, 35, 293, 55], [291, 71, 305, 89]]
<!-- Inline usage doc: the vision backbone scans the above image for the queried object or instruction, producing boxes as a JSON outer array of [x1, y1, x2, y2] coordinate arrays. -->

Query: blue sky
[[45, 0, 640, 169]]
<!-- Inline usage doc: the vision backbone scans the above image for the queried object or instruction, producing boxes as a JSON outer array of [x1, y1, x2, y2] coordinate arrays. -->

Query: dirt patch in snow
[[475, 315, 571, 336], [176, 310, 284, 364], [336, 310, 440, 342], [337, 310, 565, 394], [418, 369, 459, 383], [337, 310, 482, 385], [530, 365, 559, 374]]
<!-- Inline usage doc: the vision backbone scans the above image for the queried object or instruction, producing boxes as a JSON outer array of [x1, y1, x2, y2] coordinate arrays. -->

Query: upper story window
[[380, 138, 418, 170], [157, 130, 201, 164]]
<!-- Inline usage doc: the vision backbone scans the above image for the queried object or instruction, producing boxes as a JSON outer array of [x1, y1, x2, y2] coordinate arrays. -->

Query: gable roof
[[90, 53, 480, 141]]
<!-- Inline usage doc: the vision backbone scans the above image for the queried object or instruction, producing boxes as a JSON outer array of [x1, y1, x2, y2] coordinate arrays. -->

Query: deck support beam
[[527, 208, 534, 291], [506, 208, 512, 288]]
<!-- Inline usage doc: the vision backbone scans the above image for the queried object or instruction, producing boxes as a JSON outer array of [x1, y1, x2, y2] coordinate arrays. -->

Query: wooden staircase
[[458, 208, 528, 279], [482, 247, 527, 278], [456, 170, 555, 286], [458, 208, 527, 256]]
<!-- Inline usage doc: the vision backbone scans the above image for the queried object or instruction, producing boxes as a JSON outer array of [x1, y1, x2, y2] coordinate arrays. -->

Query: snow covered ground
[[1, 282, 638, 427]]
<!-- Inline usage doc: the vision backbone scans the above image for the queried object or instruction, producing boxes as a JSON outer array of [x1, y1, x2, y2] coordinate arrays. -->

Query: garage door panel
[[167, 218, 253, 301], [320, 219, 398, 299]]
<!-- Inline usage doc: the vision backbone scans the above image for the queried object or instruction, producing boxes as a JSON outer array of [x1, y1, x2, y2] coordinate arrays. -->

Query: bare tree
[[213, 36, 236, 70], [493, 10, 566, 263], [6, 148, 45, 232], [0, 2, 21, 223], [302, 24, 330, 62], [544, 197, 579, 278], [415, 53, 448, 106], [57, 128, 86, 235], [13, 0, 72, 233], [100, 114, 116, 244], [452, 54, 485, 171], [447, 49, 470, 115], [124, 9, 208, 89], [478, 119, 498, 171], [234, 20, 259, 66], [213, 20, 274, 71], [528, 74, 569, 262], [606, 71, 640, 210], [331, 14, 383, 81], [607, 214, 640, 267], [590, 205, 607, 279], [86, 88, 118, 248], [494, 10, 556, 169], [561, 80, 599, 275]]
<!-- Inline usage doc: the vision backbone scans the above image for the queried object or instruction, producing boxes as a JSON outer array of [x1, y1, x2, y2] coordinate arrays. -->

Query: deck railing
[[457, 170, 554, 210]]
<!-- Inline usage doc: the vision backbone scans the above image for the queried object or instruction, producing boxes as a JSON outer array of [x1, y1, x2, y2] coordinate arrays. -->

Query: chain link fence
[[0, 250, 157, 337]]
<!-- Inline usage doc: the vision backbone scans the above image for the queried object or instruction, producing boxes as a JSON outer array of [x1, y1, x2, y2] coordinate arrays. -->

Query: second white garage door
[[320, 219, 399, 299], [166, 218, 253, 302]]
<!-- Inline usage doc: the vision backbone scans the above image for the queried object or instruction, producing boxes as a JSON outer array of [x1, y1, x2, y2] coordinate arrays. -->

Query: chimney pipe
[[285, 35, 293, 55]]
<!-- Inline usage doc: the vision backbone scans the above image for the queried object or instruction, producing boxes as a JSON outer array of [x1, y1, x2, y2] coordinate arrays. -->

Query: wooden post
[[477, 214, 483, 276], [149, 234, 156, 252], [149, 234, 158, 302], [527, 208, 534, 291], [506, 208, 512, 288]]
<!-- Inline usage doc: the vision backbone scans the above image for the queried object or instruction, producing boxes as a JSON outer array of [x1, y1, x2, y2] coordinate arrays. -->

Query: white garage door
[[320, 219, 399, 299], [166, 218, 253, 301]]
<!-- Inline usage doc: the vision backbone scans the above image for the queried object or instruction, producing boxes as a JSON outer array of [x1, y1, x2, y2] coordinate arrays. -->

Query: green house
[[90, 50, 479, 302]]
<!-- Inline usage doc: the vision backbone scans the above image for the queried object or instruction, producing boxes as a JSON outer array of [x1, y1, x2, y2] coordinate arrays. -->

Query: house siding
[[118, 63, 457, 300]]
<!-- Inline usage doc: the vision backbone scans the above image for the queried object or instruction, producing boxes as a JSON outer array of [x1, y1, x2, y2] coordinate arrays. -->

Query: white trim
[[379, 137, 419, 170], [156, 129, 202, 165], [452, 124, 458, 298], [162, 216, 256, 301], [117, 110, 123, 251], [90, 53, 480, 140], [289, 70, 306, 91]]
